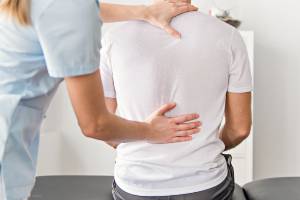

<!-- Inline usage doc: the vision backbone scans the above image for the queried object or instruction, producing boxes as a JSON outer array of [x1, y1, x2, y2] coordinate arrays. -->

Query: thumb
[[155, 102, 177, 116], [163, 25, 181, 39]]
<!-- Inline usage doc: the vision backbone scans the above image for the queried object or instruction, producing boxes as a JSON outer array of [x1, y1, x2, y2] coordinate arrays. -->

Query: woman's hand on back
[[144, 0, 198, 38], [146, 102, 202, 144]]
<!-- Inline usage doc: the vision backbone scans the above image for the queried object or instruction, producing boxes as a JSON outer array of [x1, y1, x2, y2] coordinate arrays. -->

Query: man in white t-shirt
[[100, 9, 252, 200]]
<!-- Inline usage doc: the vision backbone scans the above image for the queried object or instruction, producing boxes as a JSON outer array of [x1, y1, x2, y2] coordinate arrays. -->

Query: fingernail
[[175, 34, 181, 39]]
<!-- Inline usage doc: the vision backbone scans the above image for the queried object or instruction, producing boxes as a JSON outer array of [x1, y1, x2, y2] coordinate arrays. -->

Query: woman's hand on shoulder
[[144, 0, 198, 38]]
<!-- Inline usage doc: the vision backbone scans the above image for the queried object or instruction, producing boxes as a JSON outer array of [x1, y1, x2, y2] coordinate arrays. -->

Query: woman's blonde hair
[[0, 0, 31, 25]]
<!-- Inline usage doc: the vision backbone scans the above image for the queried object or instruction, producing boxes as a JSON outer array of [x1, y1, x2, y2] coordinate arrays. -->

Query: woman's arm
[[65, 70, 201, 144], [104, 98, 119, 148], [100, 1, 198, 38]]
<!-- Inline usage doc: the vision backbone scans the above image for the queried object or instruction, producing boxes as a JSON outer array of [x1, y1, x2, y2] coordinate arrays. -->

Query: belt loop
[[112, 179, 116, 189], [227, 154, 232, 165], [222, 153, 232, 166]]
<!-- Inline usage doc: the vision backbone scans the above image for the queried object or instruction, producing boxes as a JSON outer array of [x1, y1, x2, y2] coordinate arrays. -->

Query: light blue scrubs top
[[0, 0, 101, 199]]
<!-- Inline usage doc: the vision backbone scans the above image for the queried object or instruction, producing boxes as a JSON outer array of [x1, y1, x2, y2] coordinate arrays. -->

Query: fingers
[[175, 128, 200, 137], [175, 121, 201, 131], [164, 4, 197, 38], [168, 128, 200, 144], [167, 1, 198, 17], [154, 102, 177, 116], [171, 113, 200, 124], [163, 1, 197, 38], [166, 136, 193, 143], [168, 0, 192, 4], [159, 128, 200, 144], [163, 24, 181, 38], [174, 4, 198, 15], [170, 2, 192, 7]]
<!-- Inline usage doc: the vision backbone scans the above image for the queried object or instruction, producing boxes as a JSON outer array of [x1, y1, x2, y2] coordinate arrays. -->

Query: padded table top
[[244, 177, 300, 200], [233, 184, 247, 200], [30, 176, 114, 200], [30, 176, 246, 200]]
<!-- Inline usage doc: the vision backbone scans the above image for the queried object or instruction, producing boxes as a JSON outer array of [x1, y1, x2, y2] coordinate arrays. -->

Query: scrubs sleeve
[[35, 0, 101, 78], [100, 37, 116, 98], [228, 30, 253, 93]]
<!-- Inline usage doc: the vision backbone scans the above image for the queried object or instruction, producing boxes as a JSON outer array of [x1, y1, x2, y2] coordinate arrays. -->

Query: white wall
[[238, 0, 300, 179], [38, 0, 300, 181]]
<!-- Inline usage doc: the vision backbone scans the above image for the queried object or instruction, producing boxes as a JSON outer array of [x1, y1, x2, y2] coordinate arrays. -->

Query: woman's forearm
[[95, 104, 201, 144], [65, 71, 152, 142], [91, 112, 150, 142], [65, 71, 200, 144], [100, 3, 148, 23]]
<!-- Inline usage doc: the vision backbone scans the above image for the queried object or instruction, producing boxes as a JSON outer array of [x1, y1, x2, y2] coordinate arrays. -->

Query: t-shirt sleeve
[[35, 0, 101, 78], [100, 36, 116, 98], [228, 30, 253, 93]]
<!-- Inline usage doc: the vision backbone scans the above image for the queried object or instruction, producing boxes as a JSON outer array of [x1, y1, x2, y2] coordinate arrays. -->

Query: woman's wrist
[[135, 5, 150, 21], [106, 112, 151, 142], [142, 122, 154, 141]]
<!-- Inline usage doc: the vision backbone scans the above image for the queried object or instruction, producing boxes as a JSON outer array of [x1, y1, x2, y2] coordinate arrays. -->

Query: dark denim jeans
[[112, 154, 235, 200]]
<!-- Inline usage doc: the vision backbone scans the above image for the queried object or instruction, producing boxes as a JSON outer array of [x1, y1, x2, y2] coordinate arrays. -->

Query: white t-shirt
[[100, 11, 252, 196]]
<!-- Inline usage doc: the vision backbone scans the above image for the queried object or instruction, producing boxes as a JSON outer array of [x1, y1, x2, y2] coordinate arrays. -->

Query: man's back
[[100, 11, 252, 196]]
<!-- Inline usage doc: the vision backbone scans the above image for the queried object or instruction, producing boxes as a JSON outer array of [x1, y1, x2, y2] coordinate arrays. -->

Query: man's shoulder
[[174, 11, 223, 24], [101, 19, 155, 45], [101, 11, 235, 48], [172, 11, 234, 36], [106, 11, 233, 32]]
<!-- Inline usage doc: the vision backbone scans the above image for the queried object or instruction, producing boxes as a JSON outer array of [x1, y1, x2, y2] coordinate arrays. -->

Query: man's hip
[[112, 154, 235, 200]]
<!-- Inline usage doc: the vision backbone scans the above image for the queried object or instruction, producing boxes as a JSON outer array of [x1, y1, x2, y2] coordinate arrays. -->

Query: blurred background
[[38, 0, 300, 184]]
